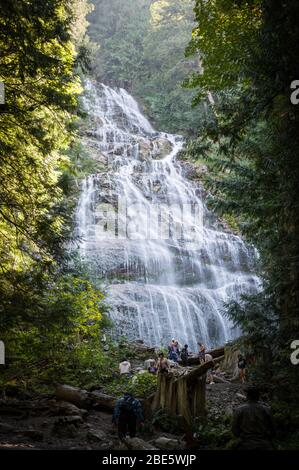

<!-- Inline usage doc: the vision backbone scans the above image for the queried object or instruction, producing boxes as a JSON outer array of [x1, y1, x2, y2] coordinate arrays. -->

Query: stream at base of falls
[[74, 79, 260, 351]]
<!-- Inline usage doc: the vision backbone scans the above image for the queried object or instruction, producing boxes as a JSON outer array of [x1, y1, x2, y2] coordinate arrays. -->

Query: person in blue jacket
[[112, 392, 144, 440]]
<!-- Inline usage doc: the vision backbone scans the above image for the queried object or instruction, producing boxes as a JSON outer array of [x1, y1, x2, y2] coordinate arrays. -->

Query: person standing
[[198, 343, 206, 364], [168, 338, 176, 351], [232, 386, 275, 450], [157, 352, 169, 374], [169, 339, 181, 362], [112, 392, 144, 440], [119, 358, 131, 376], [180, 344, 189, 366], [237, 354, 246, 383]]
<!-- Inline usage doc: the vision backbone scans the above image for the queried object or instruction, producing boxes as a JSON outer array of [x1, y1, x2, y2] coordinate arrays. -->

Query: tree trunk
[[186, 347, 224, 366], [177, 379, 192, 424], [191, 375, 206, 419], [55, 384, 115, 411]]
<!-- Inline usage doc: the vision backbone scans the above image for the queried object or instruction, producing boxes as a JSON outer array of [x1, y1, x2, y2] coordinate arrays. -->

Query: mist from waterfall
[[75, 79, 260, 351]]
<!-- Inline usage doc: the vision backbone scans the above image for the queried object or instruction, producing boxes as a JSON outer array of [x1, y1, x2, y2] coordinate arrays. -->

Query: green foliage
[[0, 0, 109, 393], [87, 0, 207, 133], [104, 372, 157, 399], [151, 408, 182, 434], [185, 0, 261, 100], [0, 273, 105, 389], [186, 0, 299, 422], [194, 421, 232, 449], [0, 0, 89, 303], [128, 372, 157, 397]]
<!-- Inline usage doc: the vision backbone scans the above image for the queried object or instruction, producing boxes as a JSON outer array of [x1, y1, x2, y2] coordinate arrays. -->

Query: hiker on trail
[[232, 386, 275, 450], [112, 392, 144, 440], [237, 354, 246, 383], [157, 352, 169, 374], [198, 343, 206, 364], [119, 358, 131, 376], [180, 344, 189, 367]]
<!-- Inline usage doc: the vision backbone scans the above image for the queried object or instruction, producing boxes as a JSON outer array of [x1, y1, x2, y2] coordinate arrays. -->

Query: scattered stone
[[236, 393, 246, 400], [52, 415, 83, 438], [87, 429, 107, 442], [124, 437, 157, 451], [99, 440, 114, 450], [153, 436, 185, 450], [48, 399, 88, 417]]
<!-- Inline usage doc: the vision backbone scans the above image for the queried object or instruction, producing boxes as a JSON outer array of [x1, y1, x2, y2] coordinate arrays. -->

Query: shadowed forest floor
[[0, 382, 246, 450]]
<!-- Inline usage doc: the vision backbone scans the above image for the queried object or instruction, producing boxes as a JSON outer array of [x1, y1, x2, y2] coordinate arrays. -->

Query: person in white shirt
[[119, 358, 131, 375], [204, 353, 214, 384]]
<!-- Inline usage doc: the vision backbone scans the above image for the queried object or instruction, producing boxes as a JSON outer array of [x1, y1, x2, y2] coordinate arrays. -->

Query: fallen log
[[185, 347, 224, 366], [55, 384, 115, 412], [89, 390, 116, 411], [182, 356, 225, 384], [55, 384, 91, 409]]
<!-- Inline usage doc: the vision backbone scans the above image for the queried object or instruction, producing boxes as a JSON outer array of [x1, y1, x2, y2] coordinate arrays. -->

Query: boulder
[[153, 137, 172, 159], [153, 436, 185, 450], [124, 437, 157, 451], [138, 139, 152, 161], [52, 415, 83, 438], [87, 429, 107, 442], [48, 399, 88, 418]]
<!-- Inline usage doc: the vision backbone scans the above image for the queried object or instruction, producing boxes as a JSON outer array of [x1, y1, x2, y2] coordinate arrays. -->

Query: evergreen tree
[[87, 0, 208, 133], [0, 0, 105, 384], [186, 0, 299, 408]]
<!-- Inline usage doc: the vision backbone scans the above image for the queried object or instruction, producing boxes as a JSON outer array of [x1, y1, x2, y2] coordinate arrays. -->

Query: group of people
[[167, 338, 191, 365], [118, 343, 247, 385], [117, 341, 219, 380]]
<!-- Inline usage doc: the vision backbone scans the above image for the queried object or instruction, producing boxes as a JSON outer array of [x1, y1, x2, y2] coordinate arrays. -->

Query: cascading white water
[[75, 79, 260, 351]]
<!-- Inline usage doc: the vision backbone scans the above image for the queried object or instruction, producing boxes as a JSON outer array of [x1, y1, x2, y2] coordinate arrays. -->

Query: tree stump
[[152, 351, 225, 425]]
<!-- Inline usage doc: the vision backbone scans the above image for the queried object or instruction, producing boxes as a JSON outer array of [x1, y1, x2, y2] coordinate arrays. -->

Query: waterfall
[[75, 79, 260, 351]]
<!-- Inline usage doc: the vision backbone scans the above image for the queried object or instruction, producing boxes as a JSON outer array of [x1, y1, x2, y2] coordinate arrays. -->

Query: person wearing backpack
[[112, 392, 144, 440]]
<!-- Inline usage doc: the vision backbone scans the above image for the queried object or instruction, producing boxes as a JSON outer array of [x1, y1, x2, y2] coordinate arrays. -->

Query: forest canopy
[[0, 0, 105, 386], [185, 0, 299, 404], [87, 0, 212, 134]]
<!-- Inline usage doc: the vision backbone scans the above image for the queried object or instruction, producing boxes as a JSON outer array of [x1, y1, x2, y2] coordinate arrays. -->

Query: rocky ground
[[0, 380, 247, 450], [206, 382, 246, 421], [0, 341, 247, 450]]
